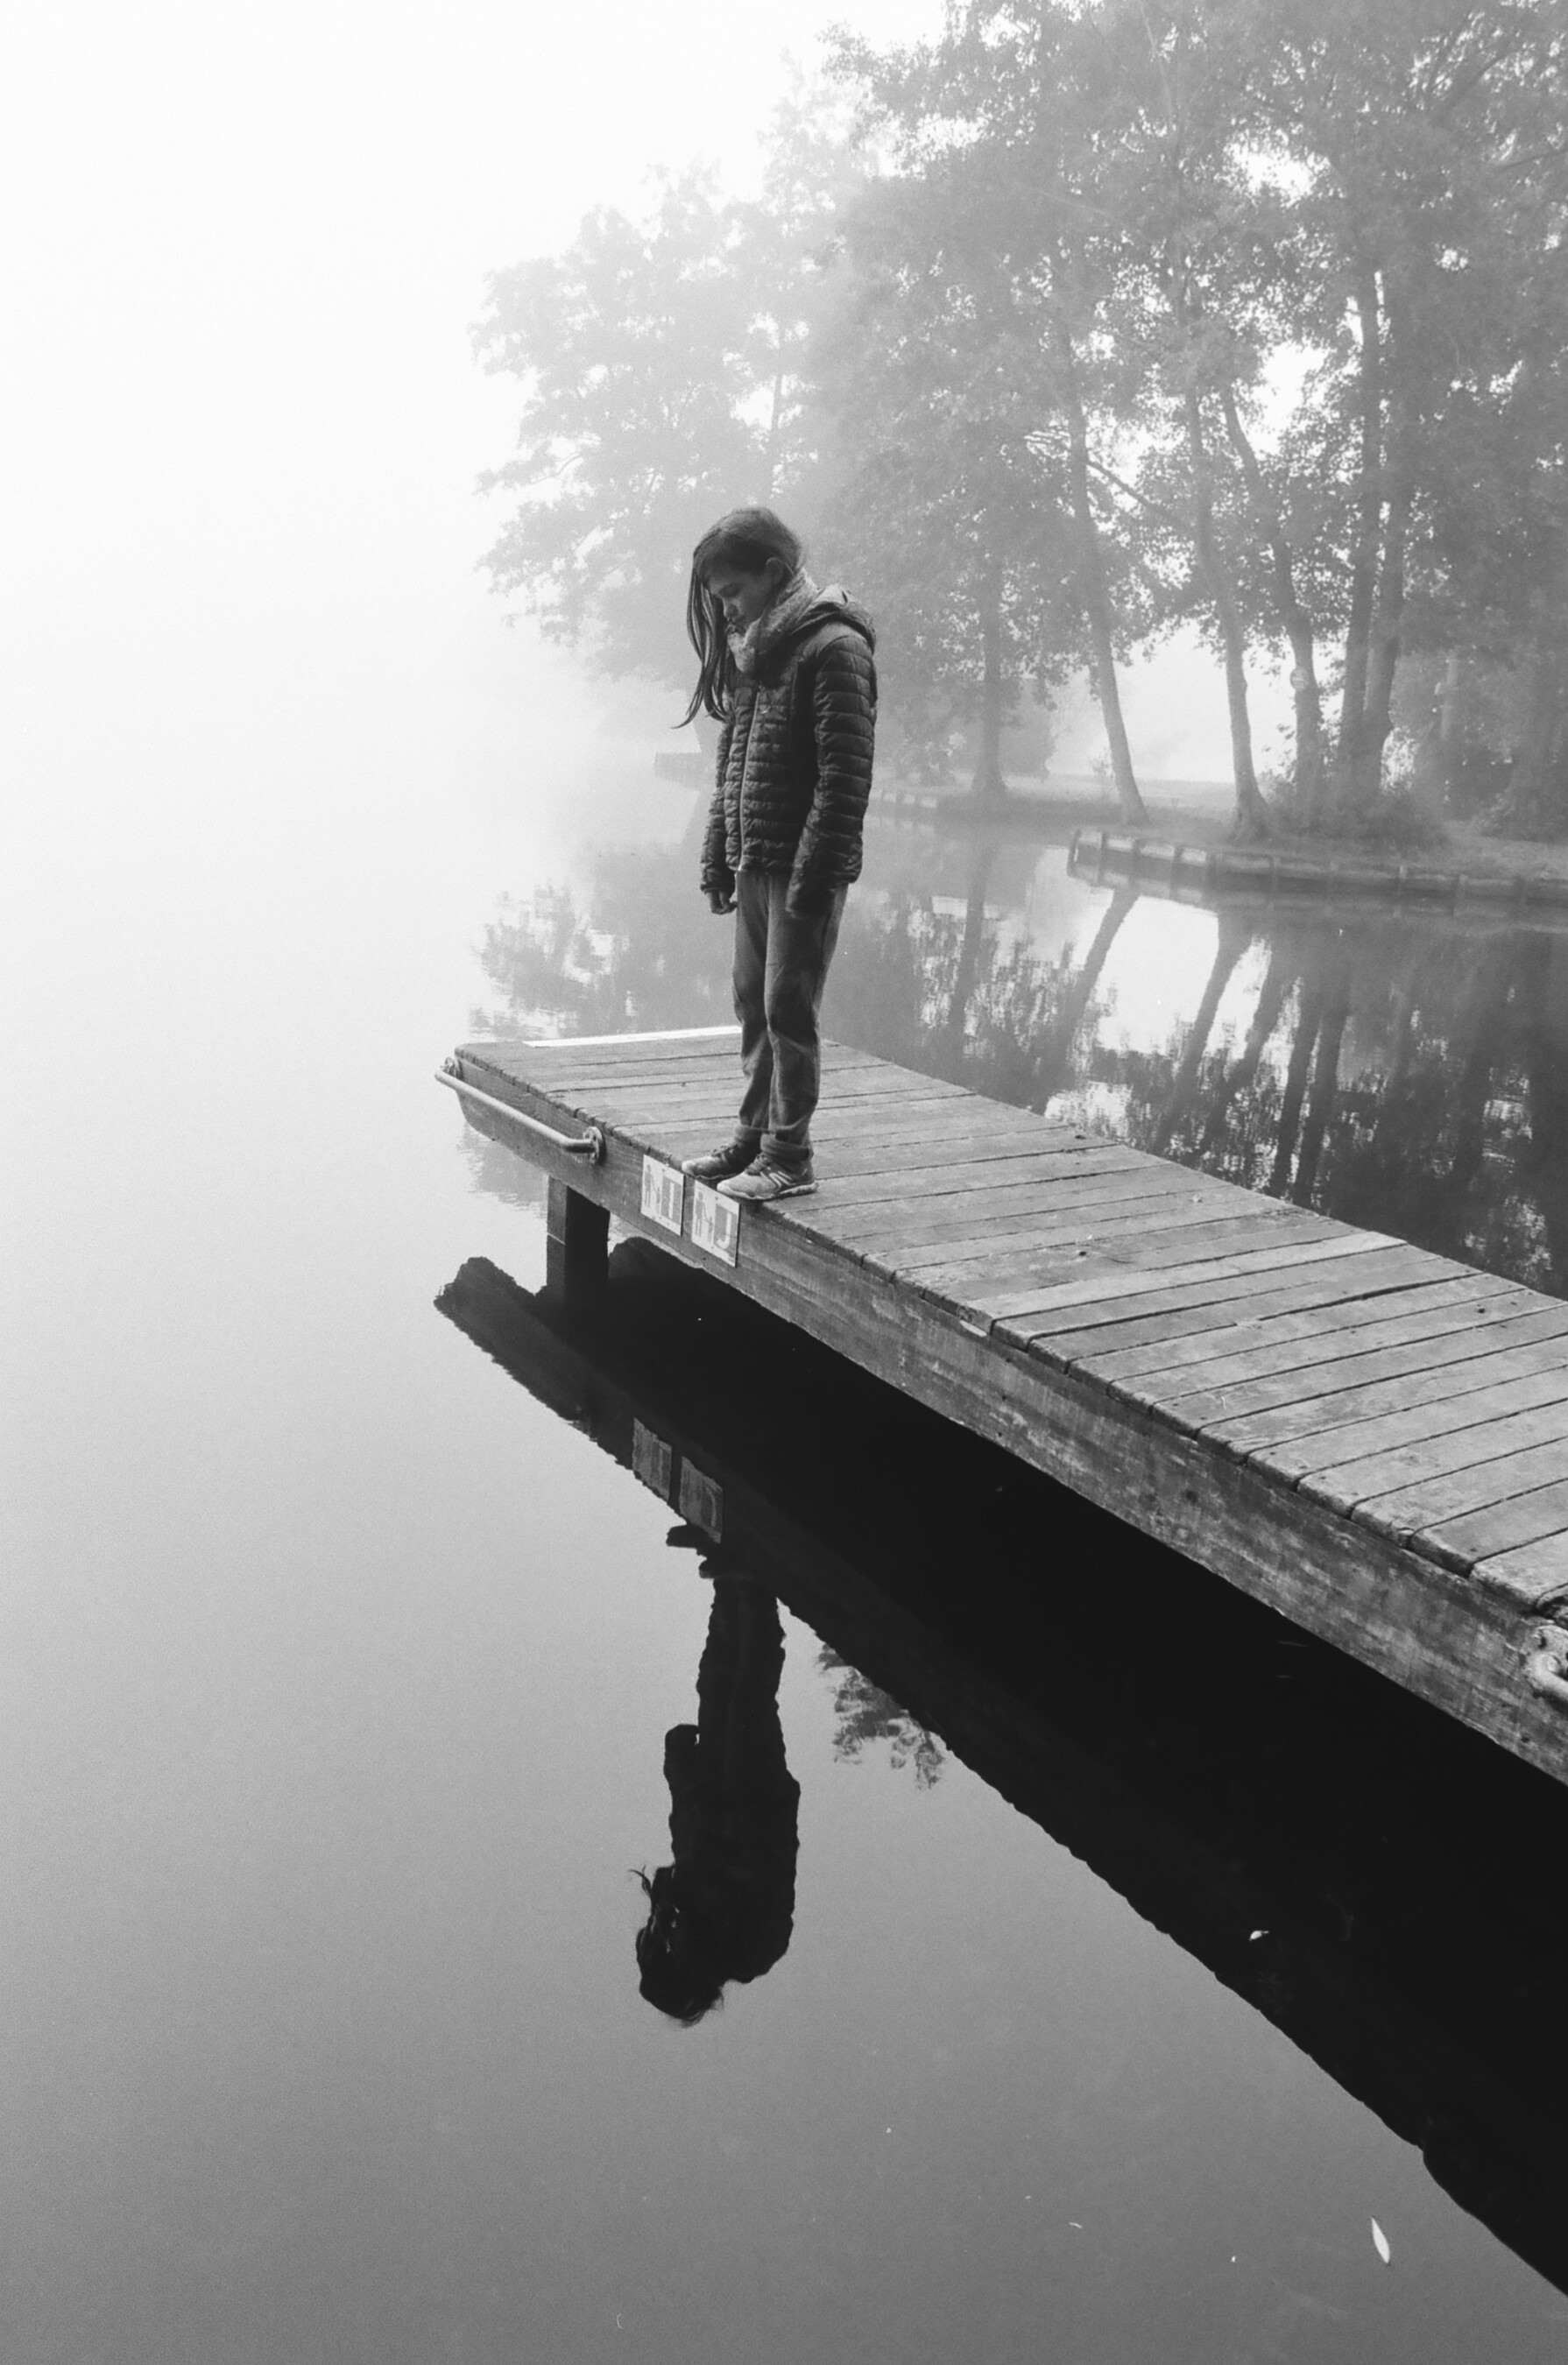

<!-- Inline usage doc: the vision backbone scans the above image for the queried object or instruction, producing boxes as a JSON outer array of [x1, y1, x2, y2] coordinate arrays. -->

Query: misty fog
[[7, 6, 1565, 2362]]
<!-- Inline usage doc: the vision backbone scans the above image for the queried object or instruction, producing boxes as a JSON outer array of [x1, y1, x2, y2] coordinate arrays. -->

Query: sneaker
[[716, 1158, 817, 1204], [682, 1139, 759, 1182]]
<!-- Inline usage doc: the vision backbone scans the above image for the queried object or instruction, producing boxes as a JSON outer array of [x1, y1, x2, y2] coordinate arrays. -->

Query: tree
[[806, 161, 1084, 796], [831, 5, 1159, 823], [477, 0, 1568, 835], [1231, 0, 1568, 815], [474, 90, 861, 693]]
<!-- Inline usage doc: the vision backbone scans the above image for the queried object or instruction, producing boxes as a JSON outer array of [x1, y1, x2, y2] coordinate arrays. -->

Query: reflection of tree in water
[[475, 838, 731, 1040], [1098, 923, 1565, 1295], [834, 857, 1128, 1110], [836, 872, 1568, 1300], [472, 820, 1116, 1101], [817, 1648, 943, 1790], [471, 822, 1568, 1297]]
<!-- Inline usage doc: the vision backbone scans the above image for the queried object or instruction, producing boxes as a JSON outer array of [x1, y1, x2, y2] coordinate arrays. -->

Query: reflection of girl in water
[[636, 1575, 801, 2024]]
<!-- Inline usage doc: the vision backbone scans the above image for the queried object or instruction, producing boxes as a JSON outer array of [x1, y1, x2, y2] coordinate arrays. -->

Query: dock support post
[[546, 1177, 609, 1297]]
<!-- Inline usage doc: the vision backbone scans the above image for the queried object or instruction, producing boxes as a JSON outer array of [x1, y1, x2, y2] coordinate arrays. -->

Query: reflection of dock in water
[[436, 1244, 1568, 2301], [437, 1026, 1568, 1783], [1071, 825, 1568, 927]]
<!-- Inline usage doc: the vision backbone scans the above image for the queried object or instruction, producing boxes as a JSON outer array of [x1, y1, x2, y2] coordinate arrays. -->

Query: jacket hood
[[731, 570, 876, 683], [774, 584, 876, 657]]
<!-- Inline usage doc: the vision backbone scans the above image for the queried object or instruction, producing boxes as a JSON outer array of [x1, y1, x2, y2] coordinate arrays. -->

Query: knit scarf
[[729, 568, 822, 679]]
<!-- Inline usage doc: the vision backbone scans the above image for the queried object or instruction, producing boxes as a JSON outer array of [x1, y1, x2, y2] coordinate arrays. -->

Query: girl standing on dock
[[681, 507, 877, 1203]]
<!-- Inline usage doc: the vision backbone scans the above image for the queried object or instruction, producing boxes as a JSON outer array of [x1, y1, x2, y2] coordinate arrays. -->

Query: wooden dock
[[438, 1026, 1568, 1783], [1070, 826, 1568, 914]]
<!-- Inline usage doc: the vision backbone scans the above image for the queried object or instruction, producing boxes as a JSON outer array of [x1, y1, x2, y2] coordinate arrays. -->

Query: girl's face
[[706, 559, 786, 633]]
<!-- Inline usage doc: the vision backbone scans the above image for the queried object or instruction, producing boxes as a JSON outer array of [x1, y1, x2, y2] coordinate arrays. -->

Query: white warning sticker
[[639, 1156, 685, 1236], [678, 1460, 724, 1542], [690, 1181, 739, 1266], [632, 1421, 673, 1501]]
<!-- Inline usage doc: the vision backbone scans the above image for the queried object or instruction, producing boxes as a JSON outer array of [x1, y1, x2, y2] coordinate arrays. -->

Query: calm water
[[10, 759, 1568, 2362], [478, 798, 1568, 1299]]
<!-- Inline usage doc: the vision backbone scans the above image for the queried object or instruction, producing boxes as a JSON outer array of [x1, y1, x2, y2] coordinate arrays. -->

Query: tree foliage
[[478, 6, 1568, 834], [474, 93, 859, 691]]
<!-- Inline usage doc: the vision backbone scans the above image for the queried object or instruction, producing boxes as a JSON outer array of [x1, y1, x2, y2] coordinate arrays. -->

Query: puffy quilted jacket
[[700, 591, 877, 910]]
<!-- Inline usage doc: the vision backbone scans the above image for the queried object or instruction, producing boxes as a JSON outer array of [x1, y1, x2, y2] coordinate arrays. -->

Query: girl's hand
[[708, 889, 737, 915]]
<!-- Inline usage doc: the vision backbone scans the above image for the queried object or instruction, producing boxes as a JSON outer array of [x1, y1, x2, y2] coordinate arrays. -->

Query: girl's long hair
[[682, 507, 805, 726]]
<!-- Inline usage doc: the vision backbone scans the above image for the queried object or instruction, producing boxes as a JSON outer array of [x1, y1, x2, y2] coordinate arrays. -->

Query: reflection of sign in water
[[632, 1420, 673, 1501], [678, 1460, 724, 1542], [640, 1156, 685, 1236], [690, 1181, 739, 1267]]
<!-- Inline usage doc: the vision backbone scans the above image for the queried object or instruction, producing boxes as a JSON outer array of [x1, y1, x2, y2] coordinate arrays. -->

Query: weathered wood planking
[[441, 1027, 1568, 1780]]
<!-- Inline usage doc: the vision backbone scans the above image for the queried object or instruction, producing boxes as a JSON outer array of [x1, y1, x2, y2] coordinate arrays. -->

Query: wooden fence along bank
[[438, 1027, 1568, 1784]]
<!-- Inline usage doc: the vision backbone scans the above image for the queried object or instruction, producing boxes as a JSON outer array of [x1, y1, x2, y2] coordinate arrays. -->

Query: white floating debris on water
[[1069, 2221, 1083, 2231], [1372, 2218, 1392, 2265], [1248, 1930, 1268, 1942]]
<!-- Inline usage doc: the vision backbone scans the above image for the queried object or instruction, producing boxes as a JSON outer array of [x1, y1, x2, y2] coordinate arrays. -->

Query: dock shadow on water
[[438, 1235, 1568, 2317], [475, 812, 1568, 1297]]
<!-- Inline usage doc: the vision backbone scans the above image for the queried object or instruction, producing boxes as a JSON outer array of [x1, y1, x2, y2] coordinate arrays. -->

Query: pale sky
[[1, 1, 944, 747], [1, 0, 1247, 874]]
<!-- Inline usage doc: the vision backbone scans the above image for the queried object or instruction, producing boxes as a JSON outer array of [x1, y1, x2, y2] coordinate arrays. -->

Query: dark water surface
[[9, 766, 1568, 2362]]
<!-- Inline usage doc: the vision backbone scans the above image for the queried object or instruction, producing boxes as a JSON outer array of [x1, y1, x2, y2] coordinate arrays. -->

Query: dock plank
[[1148, 1308, 1568, 1435], [910, 1213, 1355, 1310], [1020, 1245, 1451, 1359], [1083, 1275, 1515, 1387], [1215, 1327, 1568, 1469], [1255, 1367, 1568, 1476], [1309, 1393, 1568, 1511], [812, 1145, 1147, 1204], [569, 1068, 966, 1123], [877, 1206, 1317, 1288], [1469, 1524, 1568, 1606], [834, 1170, 1235, 1253], [1134, 1286, 1552, 1403], [939, 1230, 1391, 1326], [1348, 1438, 1568, 1558]]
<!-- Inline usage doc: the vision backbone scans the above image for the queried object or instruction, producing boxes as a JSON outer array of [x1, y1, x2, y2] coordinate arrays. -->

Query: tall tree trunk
[[1338, 269, 1386, 807], [1151, 914, 1252, 1155], [1033, 884, 1137, 1108], [939, 843, 993, 1075], [1268, 971, 1326, 1198], [1290, 976, 1351, 1204], [1376, 939, 1425, 1112], [1219, 384, 1328, 822], [1198, 944, 1295, 1164], [1521, 936, 1568, 1292], [971, 569, 1007, 804], [1436, 653, 1462, 771], [1446, 937, 1516, 1210], [1056, 328, 1148, 824], [1361, 342, 1416, 794], [1505, 592, 1568, 835], [1183, 385, 1270, 843]]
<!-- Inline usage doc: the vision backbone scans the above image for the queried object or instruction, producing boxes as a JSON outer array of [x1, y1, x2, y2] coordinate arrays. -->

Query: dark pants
[[732, 871, 846, 1167]]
